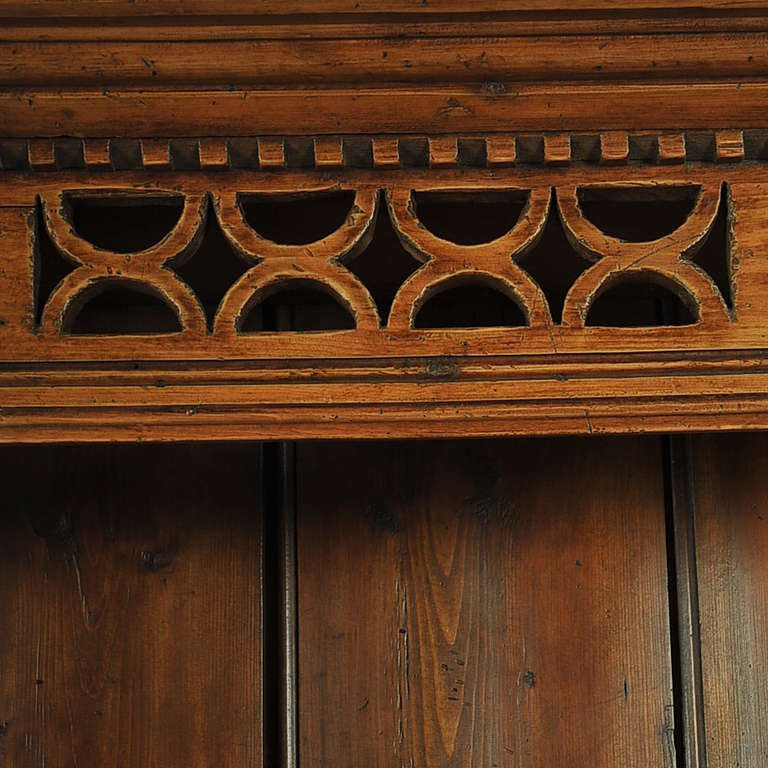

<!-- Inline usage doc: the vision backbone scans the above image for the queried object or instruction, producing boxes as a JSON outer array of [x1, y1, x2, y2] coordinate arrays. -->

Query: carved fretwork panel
[[1, 164, 768, 440]]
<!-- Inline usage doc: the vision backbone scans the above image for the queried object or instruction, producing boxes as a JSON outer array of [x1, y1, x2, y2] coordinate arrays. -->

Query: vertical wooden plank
[[668, 436, 706, 768], [280, 442, 298, 768], [296, 437, 675, 768], [0, 443, 263, 768], [690, 433, 768, 768]]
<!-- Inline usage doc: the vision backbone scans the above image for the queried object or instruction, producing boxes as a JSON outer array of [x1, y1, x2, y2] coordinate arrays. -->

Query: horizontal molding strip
[[0, 162, 768, 439], [2, 34, 767, 88], [2, 0, 768, 15], [4, 84, 768, 138], [5, 391, 768, 442], [1, 131, 764, 172]]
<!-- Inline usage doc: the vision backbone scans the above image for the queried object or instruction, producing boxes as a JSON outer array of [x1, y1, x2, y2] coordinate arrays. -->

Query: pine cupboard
[[1, 3, 767, 767]]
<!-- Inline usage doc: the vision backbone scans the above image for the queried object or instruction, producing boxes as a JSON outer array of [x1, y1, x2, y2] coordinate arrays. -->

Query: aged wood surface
[[5, 84, 768, 137], [4, 35, 768, 88], [2, 3, 768, 137], [3, 0, 768, 14], [689, 433, 768, 768], [296, 438, 675, 767], [1, 0, 768, 438], [0, 162, 767, 440], [0, 442, 264, 768], [668, 436, 707, 768]]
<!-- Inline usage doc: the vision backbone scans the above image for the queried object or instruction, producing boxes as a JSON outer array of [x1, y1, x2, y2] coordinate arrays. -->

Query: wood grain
[[0, 442, 264, 768], [296, 437, 675, 767], [1, 0, 767, 15], [4, 34, 767, 88], [0, 165, 765, 440], [689, 433, 768, 768], [5, 83, 768, 137]]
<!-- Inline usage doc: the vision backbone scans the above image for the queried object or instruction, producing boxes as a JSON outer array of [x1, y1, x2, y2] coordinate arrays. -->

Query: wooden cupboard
[[2, 2, 768, 766]]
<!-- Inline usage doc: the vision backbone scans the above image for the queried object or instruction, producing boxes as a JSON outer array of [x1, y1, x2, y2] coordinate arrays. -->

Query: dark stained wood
[[668, 436, 707, 768], [296, 437, 675, 767], [689, 433, 768, 768], [0, 442, 263, 768]]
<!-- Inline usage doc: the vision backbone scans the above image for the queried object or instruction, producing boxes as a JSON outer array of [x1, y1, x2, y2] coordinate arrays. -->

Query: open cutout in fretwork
[[411, 190, 528, 245], [414, 277, 527, 329], [238, 190, 356, 245], [346, 197, 422, 325], [585, 274, 698, 327], [34, 197, 77, 327], [64, 280, 183, 335], [576, 185, 700, 241], [171, 199, 251, 331], [239, 280, 355, 333], [517, 192, 592, 324], [685, 182, 733, 310], [61, 192, 186, 253]]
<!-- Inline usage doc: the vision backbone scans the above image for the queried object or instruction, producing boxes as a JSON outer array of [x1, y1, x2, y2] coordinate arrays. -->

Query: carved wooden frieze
[[1, 145, 768, 440]]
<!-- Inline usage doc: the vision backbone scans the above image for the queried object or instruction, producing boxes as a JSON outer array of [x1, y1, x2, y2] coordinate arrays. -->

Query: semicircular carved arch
[[387, 186, 552, 330], [557, 182, 727, 327], [38, 191, 208, 336], [211, 186, 381, 333], [24, 173, 738, 345], [213, 186, 379, 263], [213, 260, 380, 337]]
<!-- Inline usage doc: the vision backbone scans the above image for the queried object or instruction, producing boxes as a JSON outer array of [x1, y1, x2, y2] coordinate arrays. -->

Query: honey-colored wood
[[198, 139, 228, 169], [296, 437, 675, 767], [313, 137, 343, 169], [429, 137, 458, 168], [0, 163, 764, 440], [486, 136, 517, 167], [256, 139, 285, 170], [600, 132, 629, 165], [2, 3, 768, 768], [139, 139, 170, 169], [544, 134, 571, 166], [2, 0, 767, 14], [0, 442, 264, 768], [372, 138, 400, 169], [716, 130, 746, 163], [7, 83, 768, 137], [4, 35, 768, 89], [1, 1, 767, 444], [82, 139, 112, 169], [689, 434, 768, 768], [658, 133, 687, 165]]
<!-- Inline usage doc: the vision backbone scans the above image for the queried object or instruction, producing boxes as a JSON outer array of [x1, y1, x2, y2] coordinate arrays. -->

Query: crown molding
[[2, 2, 768, 137]]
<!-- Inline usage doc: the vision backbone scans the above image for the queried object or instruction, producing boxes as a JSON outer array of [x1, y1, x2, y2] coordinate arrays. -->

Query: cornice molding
[[2, 131, 766, 172], [2, 2, 768, 137]]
